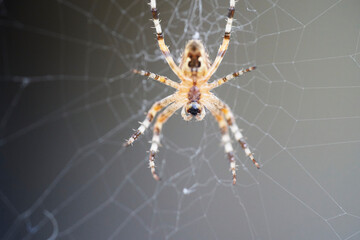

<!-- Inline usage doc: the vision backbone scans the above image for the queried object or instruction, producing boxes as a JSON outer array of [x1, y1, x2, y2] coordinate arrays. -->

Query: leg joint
[[151, 8, 159, 19], [228, 7, 235, 18]]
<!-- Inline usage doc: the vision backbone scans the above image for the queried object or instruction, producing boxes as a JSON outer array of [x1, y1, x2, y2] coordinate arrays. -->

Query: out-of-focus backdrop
[[1, 0, 360, 239]]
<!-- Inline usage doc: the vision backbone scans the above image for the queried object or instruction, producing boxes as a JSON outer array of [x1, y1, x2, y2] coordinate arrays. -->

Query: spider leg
[[195, 105, 206, 121], [205, 0, 236, 80], [205, 102, 237, 184], [181, 105, 192, 121], [133, 69, 180, 89], [150, 0, 186, 79], [208, 66, 256, 90], [149, 101, 184, 181], [210, 94, 260, 169], [124, 94, 176, 147]]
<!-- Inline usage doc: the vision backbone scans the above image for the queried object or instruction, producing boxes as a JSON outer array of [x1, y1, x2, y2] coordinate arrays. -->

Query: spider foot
[[238, 139, 260, 169], [132, 69, 139, 74], [149, 150, 161, 181], [249, 154, 260, 169], [231, 168, 237, 185], [124, 129, 142, 147], [246, 66, 256, 72], [232, 175, 236, 185], [152, 173, 161, 181], [123, 139, 133, 147], [227, 153, 237, 185]]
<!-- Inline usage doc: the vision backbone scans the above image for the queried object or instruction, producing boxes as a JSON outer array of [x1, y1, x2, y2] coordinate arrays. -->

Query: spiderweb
[[1, 0, 360, 239]]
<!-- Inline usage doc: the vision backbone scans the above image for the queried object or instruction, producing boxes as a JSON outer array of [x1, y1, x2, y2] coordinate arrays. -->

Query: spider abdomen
[[180, 40, 210, 77]]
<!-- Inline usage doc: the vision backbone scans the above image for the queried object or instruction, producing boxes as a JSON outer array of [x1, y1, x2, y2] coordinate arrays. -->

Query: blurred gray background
[[1, 0, 360, 239]]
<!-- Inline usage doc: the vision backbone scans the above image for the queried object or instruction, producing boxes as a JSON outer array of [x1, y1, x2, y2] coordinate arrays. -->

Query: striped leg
[[150, 0, 185, 79], [208, 66, 256, 89], [133, 69, 180, 89], [211, 95, 260, 169], [205, 103, 237, 184], [124, 94, 176, 147], [205, 0, 236, 79], [149, 101, 184, 181]]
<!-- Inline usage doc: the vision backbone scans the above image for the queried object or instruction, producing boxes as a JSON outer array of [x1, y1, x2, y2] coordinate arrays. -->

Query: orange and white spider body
[[177, 40, 210, 121], [125, 0, 259, 185]]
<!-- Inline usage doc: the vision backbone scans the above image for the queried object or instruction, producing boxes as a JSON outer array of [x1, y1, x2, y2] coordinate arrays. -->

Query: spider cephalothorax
[[125, 0, 259, 184]]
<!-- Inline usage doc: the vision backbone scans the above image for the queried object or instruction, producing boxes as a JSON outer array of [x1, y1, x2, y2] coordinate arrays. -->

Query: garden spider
[[125, 0, 259, 184]]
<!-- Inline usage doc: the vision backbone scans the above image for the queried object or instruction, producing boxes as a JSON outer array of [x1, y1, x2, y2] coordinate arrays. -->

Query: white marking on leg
[[152, 134, 160, 144], [222, 134, 231, 143], [150, 142, 158, 152], [138, 119, 151, 134], [222, 134, 234, 153], [150, 132, 161, 152], [153, 19, 162, 34], [225, 18, 233, 33], [230, 161, 236, 170], [225, 142, 233, 153], [138, 125, 145, 133], [143, 119, 151, 128], [230, 124, 238, 132], [127, 137, 134, 144], [234, 132, 243, 140], [149, 161, 155, 168], [230, 124, 244, 141]]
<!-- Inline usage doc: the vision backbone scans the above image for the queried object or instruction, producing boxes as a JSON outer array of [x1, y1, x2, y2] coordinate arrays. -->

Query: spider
[[124, 0, 259, 184]]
